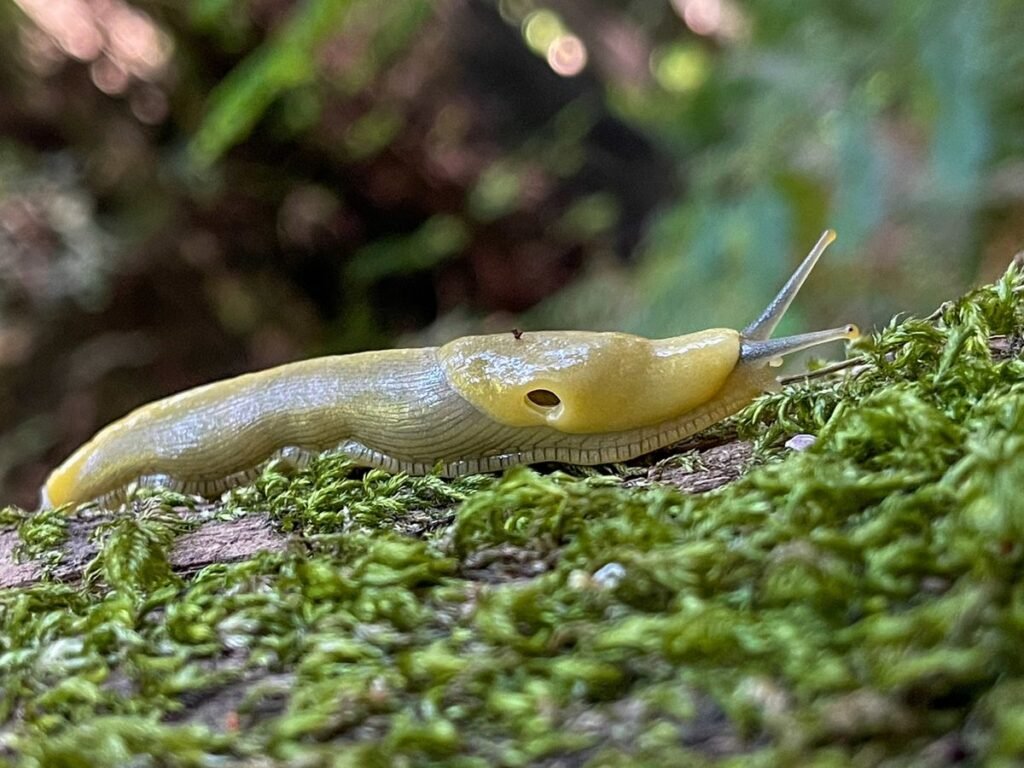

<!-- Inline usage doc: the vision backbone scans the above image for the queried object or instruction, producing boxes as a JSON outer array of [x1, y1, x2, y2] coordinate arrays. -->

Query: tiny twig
[[922, 301, 954, 323]]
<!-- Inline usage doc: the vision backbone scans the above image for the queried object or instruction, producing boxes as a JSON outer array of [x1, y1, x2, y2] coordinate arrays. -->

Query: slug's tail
[[742, 229, 836, 341]]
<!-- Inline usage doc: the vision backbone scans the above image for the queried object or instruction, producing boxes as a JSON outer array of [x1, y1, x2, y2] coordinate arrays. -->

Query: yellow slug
[[42, 230, 858, 508]]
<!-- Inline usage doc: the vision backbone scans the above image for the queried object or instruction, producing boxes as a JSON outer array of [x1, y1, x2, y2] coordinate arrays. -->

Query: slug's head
[[438, 328, 743, 434], [438, 230, 857, 435]]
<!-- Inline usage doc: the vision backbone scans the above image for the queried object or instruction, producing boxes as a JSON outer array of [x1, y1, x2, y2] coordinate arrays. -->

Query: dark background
[[2, 0, 1023, 508]]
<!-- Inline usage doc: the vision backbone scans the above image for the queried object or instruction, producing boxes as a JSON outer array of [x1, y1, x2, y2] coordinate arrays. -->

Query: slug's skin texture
[[41, 230, 857, 509], [42, 330, 761, 508]]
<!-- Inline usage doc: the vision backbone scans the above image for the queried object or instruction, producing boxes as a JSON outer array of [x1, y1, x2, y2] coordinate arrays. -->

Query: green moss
[[3, 265, 1024, 765], [13, 503, 70, 573]]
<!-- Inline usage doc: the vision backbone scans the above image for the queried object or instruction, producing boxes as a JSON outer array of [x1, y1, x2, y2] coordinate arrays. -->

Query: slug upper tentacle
[[41, 230, 858, 509]]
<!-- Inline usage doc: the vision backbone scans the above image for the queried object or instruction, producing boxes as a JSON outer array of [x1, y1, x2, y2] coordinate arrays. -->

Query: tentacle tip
[[821, 228, 838, 246], [844, 323, 860, 340]]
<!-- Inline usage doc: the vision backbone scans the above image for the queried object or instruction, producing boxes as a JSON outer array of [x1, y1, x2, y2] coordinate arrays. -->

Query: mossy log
[[3, 265, 1024, 766]]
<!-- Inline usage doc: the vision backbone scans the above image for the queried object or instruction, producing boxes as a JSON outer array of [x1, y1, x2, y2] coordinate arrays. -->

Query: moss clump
[[4, 266, 1024, 766]]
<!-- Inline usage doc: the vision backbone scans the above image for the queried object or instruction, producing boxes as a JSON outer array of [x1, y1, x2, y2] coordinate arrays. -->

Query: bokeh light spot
[[17, 24, 65, 76], [105, 3, 173, 80], [130, 85, 169, 125], [670, 0, 747, 41], [14, 0, 173, 90], [546, 34, 587, 77], [652, 44, 710, 93], [683, 0, 721, 36], [499, 0, 535, 24], [15, 0, 103, 61], [90, 57, 128, 95], [523, 9, 564, 55]]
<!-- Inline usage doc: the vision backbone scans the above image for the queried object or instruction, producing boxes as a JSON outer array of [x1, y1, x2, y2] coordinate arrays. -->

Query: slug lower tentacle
[[41, 230, 858, 509]]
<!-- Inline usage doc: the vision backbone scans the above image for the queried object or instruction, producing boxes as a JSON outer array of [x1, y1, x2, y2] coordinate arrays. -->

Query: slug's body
[[43, 231, 857, 508]]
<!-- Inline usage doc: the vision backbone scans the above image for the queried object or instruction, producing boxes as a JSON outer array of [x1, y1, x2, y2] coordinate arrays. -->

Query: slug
[[42, 230, 858, 508]]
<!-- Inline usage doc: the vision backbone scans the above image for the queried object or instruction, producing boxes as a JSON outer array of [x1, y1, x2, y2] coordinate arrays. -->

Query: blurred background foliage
[[1, 0, 1023, 507]]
